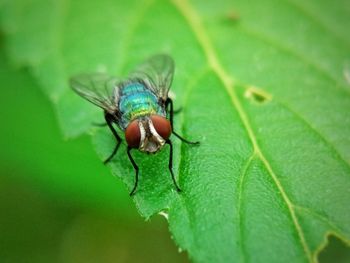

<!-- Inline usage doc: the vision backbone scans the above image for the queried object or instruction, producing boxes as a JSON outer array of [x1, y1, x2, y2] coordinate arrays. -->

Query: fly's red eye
[[125, 120, 141, 148], [151, 115, 171, 140]]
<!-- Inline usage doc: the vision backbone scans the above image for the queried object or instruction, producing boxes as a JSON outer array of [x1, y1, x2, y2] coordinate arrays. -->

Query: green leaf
[[1, 0, 350, 262]]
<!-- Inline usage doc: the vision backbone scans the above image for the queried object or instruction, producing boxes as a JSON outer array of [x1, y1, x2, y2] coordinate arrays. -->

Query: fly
[[70, 54, 199, 196]]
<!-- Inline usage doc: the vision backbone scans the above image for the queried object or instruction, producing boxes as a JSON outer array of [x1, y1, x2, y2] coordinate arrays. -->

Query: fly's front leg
[[166, 139, 181, 192], [166, 98, 200, 145], [104, 112, 122, 164], [127, 147, 139, 196]]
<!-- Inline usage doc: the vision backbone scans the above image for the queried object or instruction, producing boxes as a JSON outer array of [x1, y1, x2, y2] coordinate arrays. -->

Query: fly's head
[[125, 115, 171, 153]]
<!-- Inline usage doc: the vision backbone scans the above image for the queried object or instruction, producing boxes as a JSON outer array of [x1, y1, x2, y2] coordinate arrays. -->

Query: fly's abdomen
[[119, 82, 164, 129]]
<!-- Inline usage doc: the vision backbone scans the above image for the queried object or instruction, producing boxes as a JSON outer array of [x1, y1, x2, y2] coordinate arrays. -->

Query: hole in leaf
[[318, 234, 350, 263], [244, 86, 272, 104]]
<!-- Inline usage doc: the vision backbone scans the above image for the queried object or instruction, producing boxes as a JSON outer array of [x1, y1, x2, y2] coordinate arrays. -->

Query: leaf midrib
[[171, 0, 313, 262]]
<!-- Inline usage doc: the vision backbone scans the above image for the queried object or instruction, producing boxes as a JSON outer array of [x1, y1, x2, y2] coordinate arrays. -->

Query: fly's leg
[[127, 147, 139, 196], [104, 112, 122, 164], [166, 98, 200, 145], [166, 139, 181, 192]]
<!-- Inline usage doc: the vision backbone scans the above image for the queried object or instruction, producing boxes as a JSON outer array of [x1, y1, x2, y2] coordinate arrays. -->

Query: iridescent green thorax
[[118, 82, 165, 129]]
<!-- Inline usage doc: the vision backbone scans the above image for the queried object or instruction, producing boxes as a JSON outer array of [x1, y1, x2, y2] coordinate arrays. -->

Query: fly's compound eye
[[125, 120, 141, 148], [151, 115, 172, 140]]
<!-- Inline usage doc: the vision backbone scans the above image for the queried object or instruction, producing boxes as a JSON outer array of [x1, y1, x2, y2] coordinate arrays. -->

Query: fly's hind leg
[[165, 98, 200, 145], [104, 112, 122, 164]]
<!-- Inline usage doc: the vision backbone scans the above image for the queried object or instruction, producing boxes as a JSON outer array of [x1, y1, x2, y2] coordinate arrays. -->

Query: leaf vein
[[294, 205, 345, 236], [238, 84, 350, 168], [172, 0, 313, 261], [276, 99, 350, 167], [237, 153, 256, 263]]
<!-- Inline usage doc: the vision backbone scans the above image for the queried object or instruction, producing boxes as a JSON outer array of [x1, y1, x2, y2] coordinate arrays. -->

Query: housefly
[[70, 54, 199, 196]]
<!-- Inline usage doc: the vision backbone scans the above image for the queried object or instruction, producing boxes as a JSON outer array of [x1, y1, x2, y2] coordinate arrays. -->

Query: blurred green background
[[0, 45, 189, 262]]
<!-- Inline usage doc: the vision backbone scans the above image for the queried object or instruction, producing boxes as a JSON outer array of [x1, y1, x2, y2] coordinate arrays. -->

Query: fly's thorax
[[125, 115, 172, 153], [118, 82, 165, 129]]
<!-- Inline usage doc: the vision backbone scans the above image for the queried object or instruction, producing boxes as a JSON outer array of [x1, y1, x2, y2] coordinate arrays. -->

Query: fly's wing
[[69, 73, 120, 114], [130, 54, 175, 102]]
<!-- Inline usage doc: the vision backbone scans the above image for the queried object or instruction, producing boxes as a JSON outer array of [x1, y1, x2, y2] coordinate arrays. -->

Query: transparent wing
[[130, 54, 175, 101], [69, 73, 119, 113]]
